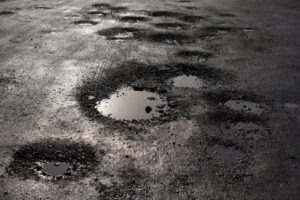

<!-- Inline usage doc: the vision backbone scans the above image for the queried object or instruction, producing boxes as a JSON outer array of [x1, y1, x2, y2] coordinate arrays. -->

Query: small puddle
[[171, 75, 205, 89], [95, 87, 168, 121], [224, 100, 265, 115], [39, 162, 71, 177]]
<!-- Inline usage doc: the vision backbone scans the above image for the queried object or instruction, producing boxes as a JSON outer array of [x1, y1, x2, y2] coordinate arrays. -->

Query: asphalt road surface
[[0, 0, 299, 199]]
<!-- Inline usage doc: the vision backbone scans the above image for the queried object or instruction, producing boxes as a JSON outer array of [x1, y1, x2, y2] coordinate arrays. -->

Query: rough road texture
[[0, 0, 299, 199]]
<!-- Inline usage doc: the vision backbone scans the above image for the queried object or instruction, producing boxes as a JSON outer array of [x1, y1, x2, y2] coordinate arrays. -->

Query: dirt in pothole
[[6, 140, 100, 181]]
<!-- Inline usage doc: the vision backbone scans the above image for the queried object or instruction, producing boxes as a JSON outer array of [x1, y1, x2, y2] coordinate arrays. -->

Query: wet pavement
[[0, 0, 300, 199]]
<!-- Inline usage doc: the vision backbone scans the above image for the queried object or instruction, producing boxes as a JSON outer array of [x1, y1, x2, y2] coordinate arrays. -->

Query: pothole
[[170, 75, 205, 89], [109, 7, 128, 12], [149, 11, 183, 18], [178, 15, 205, 23], [92, 3, 111, 9], [35, 161, 71, 180], [95, 87, 168, 121], [74, 20, 98, 26], [119, 16, 149, 22], [97, 27, 144, 40], [0, 11, 15, 15], [224, 100, 265, 115], [87, 11, 108, 17], [153, 22, 187, 30], [207, 144, 245, 167], [34, 6, 52, 10], [230, 122, 264, 133], [7, 140, 98, 181], [176, 50, 214, 61], [148, 32, 193, 45]]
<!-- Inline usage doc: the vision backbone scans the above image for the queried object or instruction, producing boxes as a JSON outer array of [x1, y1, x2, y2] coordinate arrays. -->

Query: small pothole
[[224, 100, 265, 115], [97, 27, 145, 40], [148, 32, 193, 45], [119, 16, 149, 23], [153, 22, 187, 30], [176, 50, 214, 61]]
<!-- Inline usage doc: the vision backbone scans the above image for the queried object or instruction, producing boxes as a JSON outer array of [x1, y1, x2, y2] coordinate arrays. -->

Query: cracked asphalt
[[0, 0, 299, 199]]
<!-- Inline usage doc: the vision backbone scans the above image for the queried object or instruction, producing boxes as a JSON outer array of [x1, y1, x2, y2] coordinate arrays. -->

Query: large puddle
[[95, 87, 168, 121], [171, 75, 205, 89]]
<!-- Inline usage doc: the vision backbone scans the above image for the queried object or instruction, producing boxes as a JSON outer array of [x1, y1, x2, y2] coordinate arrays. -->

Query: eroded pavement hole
[[87, 11, 108, 17], [74, 20, 98, 26], [97, 27, 145, 40], [147, 32, 194, 45], [207, 144, 245, 167], [178, 15, 206, 23], [170, 75, 205, 89], [119, 16, 149, 23], [153, 22, 187, 30], [95, 86, 169, 121], [77, 62, 235, 124], [176, 50, 214, 61], [7, 140, 98, 181], [149, 11, 183, 18], [0, 11, 15, 15]]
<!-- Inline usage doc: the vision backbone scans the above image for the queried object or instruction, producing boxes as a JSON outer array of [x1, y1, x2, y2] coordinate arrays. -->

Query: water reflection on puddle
[[171, 75, 205, 89], [95, 87, 168, 120], [224, 100, 264, 114]]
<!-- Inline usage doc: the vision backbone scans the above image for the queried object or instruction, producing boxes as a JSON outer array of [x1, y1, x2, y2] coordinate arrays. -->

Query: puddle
[[149, 11, 183, 17], [224, 100, 265, 115], [95, 87, 168, 121], [148, 33, 193, 45], [0, 11, 15, 15], [7, 140, 98, 180], [171, 75, 205, 89], [178, 15, 205, 23], [97, 27, 144, 40], [119, 16, 149, 22], [153, 22, 186, 30], [207, 145, 244, 167], [176, 50, 214, 61], [74, 20, 98, 25]]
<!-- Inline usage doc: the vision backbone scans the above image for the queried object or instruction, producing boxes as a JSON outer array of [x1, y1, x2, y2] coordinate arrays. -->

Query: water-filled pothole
[[87, 11, 108, 17], [0, 11, 15, 15], [74, 20, 98, 26], [176, 50, 214, 61], [153, 22, 187, 30], [7, 140, 98, 181], [98, 27, 144, 40], [178, 15, 205, 23], [149, 11, 183, 18], [95, 87, 168, 121], [35, 161, 71, 179], [119, 16, 149, 22], [92, 3, 111, 9], [171, 75, 205, 89], [224, 100, 265, 115], [207, 145, 245, 167], [148, 32, 193, 45]]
